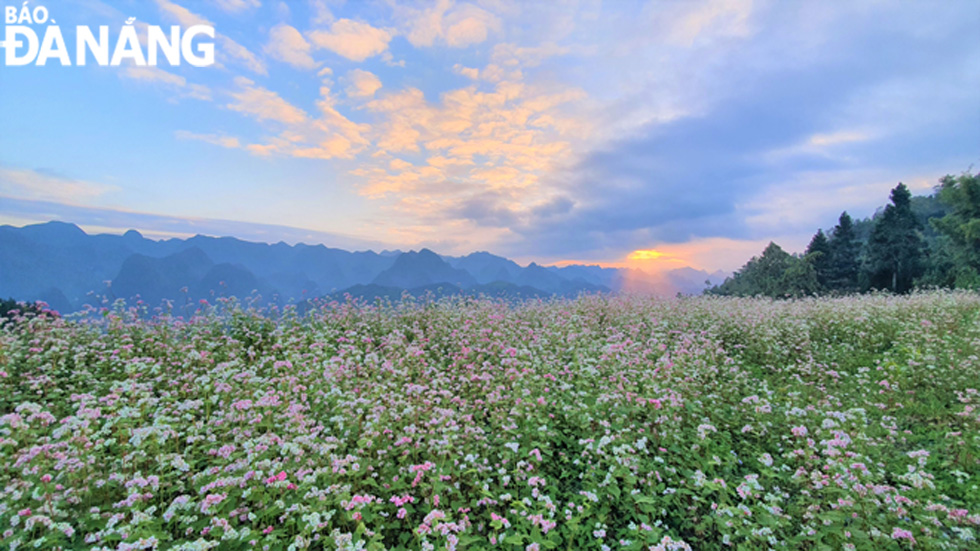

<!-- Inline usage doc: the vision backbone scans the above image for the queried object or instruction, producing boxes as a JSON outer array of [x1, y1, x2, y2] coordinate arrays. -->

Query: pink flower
[[891, 527, 916, 545], [263, 526, 273, 534], [266, 470, 288, 484], [391, 494, 415, 506], [491, 512, 511, 528], [200, 493, 227, 514]]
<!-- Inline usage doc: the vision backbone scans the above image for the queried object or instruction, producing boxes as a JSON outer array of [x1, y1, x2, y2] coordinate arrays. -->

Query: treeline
[[709, 171, 980, 297]]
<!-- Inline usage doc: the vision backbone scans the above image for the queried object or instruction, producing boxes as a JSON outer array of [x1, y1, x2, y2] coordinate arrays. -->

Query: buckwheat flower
[[491, 512, 511, 528], [891, 527, 915, 545], [696, 424, 717, 439], [200, 493, 227, 514]]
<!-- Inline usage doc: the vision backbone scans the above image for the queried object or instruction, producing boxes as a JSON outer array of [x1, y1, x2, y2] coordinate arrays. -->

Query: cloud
[[308, 19, 393, 61], [174, 131, 241, 148], [665, 0, 755, 46], [265, 24, 317, 69], [490, 43, 570, 69], [399, 0, 501, 48], [217, 36, 269, 75], [104, 0, 978, 266], [153, 0, 210, 27], [807, 130, 871, 147], [376, 0, 975, 263], [214, 0, 261, 13], [0, 167, 118, 204], [153, 0, 268, 74], [219, 76, 370, 160], [452, 64, 479, 80], [309, 0, 335, 25], [120, 66, 212, 101], [227, 77, 308, 125], [444, 4, 500, 47], [340, 76, 589, 249], [344, 69, 382, 98]]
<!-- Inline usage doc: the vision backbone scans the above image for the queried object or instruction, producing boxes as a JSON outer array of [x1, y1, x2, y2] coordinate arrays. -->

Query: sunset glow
[[627, 249, 668, 261]]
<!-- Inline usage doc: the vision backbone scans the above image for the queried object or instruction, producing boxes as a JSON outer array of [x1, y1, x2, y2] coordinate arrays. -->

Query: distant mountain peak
[[373, 249, 476, 288], [1, 222, 719, 312]]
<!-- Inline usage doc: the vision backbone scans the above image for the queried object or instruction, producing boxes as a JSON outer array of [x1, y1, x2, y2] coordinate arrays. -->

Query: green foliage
[[865, 183, 927, 293], [805, 229, 832, 288], [826, 212, 863, 293], [709, 243, 819, 297], [931, 172, 980, 288], [709, 172, 980, 297]]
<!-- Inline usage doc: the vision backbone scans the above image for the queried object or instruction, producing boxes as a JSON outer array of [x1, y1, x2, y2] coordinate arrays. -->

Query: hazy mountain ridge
[[1, 222, 725, 312]]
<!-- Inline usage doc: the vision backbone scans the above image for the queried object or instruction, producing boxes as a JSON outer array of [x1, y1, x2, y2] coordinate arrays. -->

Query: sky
[[1, 0, 978, 273]]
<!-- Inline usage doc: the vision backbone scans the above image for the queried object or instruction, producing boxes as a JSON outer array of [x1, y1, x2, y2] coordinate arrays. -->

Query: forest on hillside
[[710, 171, 980, 297]]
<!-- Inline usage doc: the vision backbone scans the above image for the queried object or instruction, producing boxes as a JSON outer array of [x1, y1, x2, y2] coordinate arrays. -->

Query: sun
[[627, 249, 667, 261]]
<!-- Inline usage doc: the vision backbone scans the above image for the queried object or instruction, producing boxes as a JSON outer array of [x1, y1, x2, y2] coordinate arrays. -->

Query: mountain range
[[0, 222, 727, 313]]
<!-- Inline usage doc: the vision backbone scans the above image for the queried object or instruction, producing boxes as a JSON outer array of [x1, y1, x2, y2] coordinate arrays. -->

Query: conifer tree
[[827, 212, 861, 292], [866, 183, 925, 293], [805, 229, 832, 289]]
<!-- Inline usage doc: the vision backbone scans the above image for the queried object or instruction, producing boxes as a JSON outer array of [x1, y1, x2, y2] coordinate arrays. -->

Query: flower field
[[1, 292, 979, 550]]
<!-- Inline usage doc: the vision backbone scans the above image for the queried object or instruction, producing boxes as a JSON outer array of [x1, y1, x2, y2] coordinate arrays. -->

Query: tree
[[709, 242, 819, 298], [865, 183, 925, 293], [930, 171, 980, 288], [805, 229, 832, 289], [826, 212, 861, 292]]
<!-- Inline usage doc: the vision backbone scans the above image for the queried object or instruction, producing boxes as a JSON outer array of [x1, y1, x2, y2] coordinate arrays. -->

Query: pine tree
[[866, 183, 925, 293], [827, 212, 861, 292], [805, 229, 832, 289]]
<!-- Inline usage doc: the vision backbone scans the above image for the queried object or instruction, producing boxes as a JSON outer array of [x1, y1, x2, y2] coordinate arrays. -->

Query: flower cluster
[[0, 291, 978, 549]]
